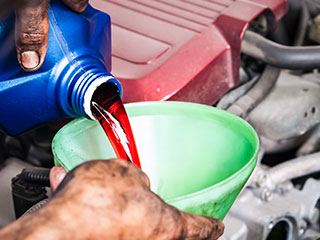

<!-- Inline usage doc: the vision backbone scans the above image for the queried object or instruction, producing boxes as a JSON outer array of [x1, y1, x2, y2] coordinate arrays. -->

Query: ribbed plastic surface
[[91, 0, 287, 104]]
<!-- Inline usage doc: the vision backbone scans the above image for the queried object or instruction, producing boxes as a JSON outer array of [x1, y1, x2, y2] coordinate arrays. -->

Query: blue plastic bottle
[[0, 0, 122, 136]]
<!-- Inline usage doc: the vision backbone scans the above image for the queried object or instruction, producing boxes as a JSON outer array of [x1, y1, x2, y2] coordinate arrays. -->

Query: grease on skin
[[14, 0, 89, 71], [48, 160, 224, 240]]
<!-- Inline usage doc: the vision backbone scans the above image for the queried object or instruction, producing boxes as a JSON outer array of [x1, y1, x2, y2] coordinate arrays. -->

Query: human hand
[[0, 159, 224, 239], [14, 0, 88, 71], [48, 159, 224, 239]]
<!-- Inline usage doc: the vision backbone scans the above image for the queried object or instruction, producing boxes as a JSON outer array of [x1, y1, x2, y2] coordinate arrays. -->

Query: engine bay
[[1, 0, 320, 239]]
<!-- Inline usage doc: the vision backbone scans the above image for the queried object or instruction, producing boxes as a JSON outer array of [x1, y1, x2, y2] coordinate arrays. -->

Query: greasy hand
[[15, 0, 88, 71], [49, 159, 224, 240]]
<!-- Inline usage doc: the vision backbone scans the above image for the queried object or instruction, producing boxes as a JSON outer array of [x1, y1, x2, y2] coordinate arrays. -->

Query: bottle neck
[[58, 62, 122, 120], [83, 75, 122, 120], [74, 72, 122, 120]]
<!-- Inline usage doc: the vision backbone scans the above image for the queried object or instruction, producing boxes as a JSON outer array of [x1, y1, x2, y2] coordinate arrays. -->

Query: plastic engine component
[[91, 0, 287, 104]]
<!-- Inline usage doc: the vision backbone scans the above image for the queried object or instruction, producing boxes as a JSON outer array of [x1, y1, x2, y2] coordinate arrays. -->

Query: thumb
[[181, 212, 224, 240], [50, 166, 67, 192], [15, 0, 49, 71]]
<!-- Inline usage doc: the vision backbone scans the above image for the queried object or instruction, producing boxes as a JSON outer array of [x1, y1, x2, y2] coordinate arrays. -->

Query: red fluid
[[91, 82, 141, 168]]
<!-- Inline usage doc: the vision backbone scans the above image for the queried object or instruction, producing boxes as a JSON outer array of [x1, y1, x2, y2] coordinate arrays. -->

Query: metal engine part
[[309, 15, 320, 44], [221, 178, 320, 240], [215, 1, 320, 236], [221, 151, 320, 240], [218, 58, 320, 239], [248, 71, 320, 153], [222, 152, 320, 239]]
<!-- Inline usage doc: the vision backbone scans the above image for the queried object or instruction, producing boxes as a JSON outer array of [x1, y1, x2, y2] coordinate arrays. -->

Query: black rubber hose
[[293, 1, 310, 46], [242, 31, 320, 70], [22, 168, 50, 187], [227, 65, 280, 118], [305, 0, 320, 17], [217, 75, 259, 110], [288, 0, 320, 18]]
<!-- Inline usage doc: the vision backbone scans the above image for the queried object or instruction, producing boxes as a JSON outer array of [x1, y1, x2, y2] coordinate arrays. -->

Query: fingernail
[[21, 51, 40, 70], [50, 166, 67, 192]]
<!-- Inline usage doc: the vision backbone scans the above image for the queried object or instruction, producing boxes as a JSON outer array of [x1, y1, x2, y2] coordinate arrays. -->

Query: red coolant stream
[[91, 82, 141, 168]]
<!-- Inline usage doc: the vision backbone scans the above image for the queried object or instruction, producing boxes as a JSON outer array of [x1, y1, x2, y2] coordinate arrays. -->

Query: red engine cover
[[91, 0, 287, 104]]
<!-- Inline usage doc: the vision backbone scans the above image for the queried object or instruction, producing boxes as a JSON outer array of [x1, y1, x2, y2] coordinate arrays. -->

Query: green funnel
[[52, 101, 259, 220]]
